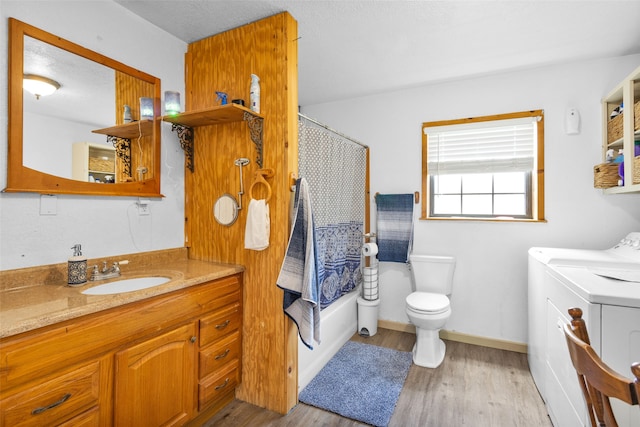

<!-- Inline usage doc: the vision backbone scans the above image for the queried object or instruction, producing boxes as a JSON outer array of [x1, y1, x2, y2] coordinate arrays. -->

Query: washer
[[528, 233, 640, 427]]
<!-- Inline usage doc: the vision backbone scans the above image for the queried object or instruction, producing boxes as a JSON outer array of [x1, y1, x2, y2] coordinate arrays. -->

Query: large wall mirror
[[5, 18, 162, 197]]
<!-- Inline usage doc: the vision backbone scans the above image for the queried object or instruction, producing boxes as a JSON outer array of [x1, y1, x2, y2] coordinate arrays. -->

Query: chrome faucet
[[89, 260, 129, 281]]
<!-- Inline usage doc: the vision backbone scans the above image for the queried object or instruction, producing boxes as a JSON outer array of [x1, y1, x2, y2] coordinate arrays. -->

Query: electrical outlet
[[138, 204, 150, 215], [137, 198, 150, 216]]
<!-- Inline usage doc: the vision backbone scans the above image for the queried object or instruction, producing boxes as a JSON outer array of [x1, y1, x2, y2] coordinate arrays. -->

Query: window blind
[[425, 116, 538, 175]]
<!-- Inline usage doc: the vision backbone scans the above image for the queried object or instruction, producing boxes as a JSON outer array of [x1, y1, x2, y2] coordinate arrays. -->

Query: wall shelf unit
[[92, 120, 154, 177], [600, 65, 640, 194], [72, 142, 116, 183], [162, 104, 264, 171]]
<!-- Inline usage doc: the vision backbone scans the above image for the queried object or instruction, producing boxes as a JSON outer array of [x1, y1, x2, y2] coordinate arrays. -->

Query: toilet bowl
[[405, 254, 455, 368], [406, 292, 451, 367]]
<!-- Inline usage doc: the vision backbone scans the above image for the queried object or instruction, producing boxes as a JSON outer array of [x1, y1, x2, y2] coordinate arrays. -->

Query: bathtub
[[298, 289, 359, 392]]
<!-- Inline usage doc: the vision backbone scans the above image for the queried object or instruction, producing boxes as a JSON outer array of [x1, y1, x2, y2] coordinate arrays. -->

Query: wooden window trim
[[421, 110, 545, 222]]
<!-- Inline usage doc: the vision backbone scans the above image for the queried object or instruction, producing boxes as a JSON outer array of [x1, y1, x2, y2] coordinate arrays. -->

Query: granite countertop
[[0, 248, 244, 339]]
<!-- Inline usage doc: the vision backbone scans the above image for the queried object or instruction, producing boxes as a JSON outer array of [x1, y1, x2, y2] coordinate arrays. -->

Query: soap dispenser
[[68, 244, 87, 286]]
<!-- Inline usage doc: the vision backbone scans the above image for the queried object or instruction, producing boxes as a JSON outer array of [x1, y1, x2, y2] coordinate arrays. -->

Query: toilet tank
[[409, 254, 456, 295]]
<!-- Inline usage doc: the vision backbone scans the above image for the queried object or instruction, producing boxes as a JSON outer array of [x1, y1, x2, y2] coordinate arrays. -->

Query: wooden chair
[[563, 307, 640, 427]]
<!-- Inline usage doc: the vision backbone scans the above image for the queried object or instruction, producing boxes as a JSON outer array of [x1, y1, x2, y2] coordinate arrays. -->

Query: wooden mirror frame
[[5, 18, 162, 197]]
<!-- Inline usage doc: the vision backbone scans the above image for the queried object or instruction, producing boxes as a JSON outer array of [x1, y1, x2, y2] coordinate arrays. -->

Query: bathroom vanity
[[0, 249, 243, 426]]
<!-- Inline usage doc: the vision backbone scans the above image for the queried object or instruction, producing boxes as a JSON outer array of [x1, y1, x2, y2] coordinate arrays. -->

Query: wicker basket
[[607, 100, 640, 144], [634, 156, 640, 185], [89, 156, 115, 173], [594, 163, 620, 188]]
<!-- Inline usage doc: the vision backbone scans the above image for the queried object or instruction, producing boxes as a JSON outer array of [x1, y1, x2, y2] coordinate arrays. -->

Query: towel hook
[[234, 158, 250, 209], [249, 168, 274, 202]]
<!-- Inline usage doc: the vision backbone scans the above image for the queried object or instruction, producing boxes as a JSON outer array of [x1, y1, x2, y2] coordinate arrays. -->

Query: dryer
[[528, 233, 640, 427]]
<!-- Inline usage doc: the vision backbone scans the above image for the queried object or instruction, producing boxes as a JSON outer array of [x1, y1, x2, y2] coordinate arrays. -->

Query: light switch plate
[[40, 194, 57, 215]]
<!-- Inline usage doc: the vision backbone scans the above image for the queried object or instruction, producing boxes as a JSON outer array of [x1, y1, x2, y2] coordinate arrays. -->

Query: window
[[421, 110, 544, 221]]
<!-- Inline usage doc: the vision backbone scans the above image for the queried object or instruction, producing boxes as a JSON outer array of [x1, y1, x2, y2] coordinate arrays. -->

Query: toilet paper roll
[[362, 242, 378, 256], [363, 268, 378, 284]]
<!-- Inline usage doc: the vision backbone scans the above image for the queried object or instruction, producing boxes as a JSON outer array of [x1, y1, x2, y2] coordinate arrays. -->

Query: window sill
[[420, 216, 547, 223]]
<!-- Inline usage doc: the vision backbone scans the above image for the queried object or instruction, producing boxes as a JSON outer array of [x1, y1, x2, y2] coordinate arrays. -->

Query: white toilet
[[405, 254, 456, 368]]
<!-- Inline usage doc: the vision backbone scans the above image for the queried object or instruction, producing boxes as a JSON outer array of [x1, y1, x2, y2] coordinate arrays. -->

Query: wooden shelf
[[92, 120, 154, 139], [607, 137, 624, 149], [163, 104, 265, 171], [161, 103, 262, 127], [602, 182, 640, 194]]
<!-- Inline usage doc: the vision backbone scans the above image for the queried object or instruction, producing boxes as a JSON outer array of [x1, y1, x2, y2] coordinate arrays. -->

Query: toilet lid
[[406, 292, 450, 314]]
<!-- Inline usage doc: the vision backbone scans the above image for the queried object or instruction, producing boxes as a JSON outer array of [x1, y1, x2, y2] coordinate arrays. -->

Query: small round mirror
[[213, 194, 239, 226]]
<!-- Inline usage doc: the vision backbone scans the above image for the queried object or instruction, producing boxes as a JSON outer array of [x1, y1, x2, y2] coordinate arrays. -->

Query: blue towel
[[376, 194, 414, 263], [276, 178, 321, 349]]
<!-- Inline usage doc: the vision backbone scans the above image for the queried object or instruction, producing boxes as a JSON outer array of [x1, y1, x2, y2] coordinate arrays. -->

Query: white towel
[[244, 199, 270, 250]]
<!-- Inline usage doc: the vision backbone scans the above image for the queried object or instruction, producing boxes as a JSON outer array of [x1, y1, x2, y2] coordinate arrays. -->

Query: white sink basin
[[82, 277, 171, 295]]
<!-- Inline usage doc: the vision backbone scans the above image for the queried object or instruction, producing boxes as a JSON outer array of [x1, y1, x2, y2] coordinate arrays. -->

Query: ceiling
[[23, 35, 115, 128], [114, 0, 640, 107]]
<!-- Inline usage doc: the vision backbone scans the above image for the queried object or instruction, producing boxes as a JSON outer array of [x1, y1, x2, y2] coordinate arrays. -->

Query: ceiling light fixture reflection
[[23, 74, 60, 100]]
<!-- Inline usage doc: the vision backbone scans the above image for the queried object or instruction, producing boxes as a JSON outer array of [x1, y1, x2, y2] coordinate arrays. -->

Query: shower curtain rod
[[298, 113, 369, 149]]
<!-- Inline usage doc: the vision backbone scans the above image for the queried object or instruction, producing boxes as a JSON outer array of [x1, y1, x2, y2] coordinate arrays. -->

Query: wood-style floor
[[203, 328, 552, 426]]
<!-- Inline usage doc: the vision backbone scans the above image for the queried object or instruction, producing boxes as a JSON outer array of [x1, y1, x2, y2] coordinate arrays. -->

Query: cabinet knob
[[190, 336, 197, 343]]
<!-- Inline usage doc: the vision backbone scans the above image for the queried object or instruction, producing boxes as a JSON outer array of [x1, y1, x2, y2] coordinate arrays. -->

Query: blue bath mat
[[299, 340, 412, 426]]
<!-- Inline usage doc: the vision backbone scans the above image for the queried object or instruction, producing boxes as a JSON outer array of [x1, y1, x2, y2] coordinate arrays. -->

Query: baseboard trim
[[378, 319, 416, 334], [377, 319, 528, 354]]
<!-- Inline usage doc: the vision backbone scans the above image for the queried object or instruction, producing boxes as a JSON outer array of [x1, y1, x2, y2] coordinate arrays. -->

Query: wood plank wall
[[184, 13, 299, 414], [115, 72, 156, 182]]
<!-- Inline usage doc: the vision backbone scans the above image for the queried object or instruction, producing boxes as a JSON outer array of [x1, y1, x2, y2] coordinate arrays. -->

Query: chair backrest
[[563, 307, 640, 427]]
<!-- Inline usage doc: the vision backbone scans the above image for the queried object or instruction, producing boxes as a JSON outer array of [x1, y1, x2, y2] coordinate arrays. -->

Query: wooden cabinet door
[[114, 322, 197, 426]]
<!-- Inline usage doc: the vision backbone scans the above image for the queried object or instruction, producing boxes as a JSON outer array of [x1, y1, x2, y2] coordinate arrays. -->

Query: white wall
[[0, 1, 187, 270], [23, 111, 105, 178], [302, 55, 640, 344]]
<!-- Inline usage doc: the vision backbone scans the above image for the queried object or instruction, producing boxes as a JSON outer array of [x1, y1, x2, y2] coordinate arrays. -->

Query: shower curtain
[[298, 115, 367, 309]]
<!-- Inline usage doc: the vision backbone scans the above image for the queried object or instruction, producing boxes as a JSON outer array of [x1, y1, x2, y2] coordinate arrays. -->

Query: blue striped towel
[[276, 178, 321, 349], [376, 194, 414, 263]]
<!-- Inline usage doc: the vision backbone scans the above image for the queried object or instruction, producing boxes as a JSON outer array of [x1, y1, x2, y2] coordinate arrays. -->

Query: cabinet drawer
[[199, 331, 241, 379], [0, 360, 104, 427], [198, 359, 239, 410], [58, 406, 100, 427], [200, 304, 241, 347]]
